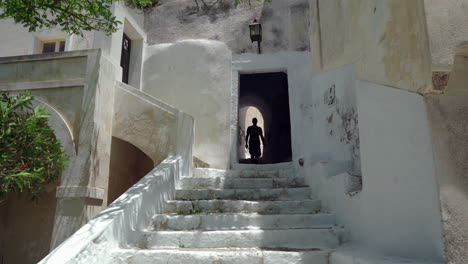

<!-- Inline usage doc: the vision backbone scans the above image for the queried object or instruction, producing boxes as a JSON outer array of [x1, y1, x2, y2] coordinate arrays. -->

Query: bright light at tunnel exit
[[241, 106, 265, 159]]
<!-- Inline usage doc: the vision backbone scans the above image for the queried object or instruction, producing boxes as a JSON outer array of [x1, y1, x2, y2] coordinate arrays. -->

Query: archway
[[238, 72, 292, 164], [0, 99, 76, 264], [108, 137, 154, 205], [238, 106, 265, 161]]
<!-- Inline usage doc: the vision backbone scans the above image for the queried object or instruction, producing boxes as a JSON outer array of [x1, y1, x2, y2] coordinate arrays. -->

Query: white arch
[[239, 106, 265, 160], [31, 99, 77, 164]]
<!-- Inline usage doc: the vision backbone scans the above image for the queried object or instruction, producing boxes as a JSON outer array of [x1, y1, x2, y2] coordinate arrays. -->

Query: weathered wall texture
[[315, 0, 432, 93], [0, 51, 116, 254], [145, 0, 310, 54], [112, 82, 177, 166], [425, 52, 468, 264], [297, 65, 360, 174], [424, 0, 468, 71], [0, 187, 58, 264], [143, 40, 231, 169]]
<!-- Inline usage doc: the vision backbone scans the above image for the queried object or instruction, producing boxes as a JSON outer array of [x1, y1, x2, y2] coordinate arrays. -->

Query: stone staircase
[[110, 165, 342, 264]]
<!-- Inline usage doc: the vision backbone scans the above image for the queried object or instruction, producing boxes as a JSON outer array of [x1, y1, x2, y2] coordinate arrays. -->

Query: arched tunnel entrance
[[238, 72, 292, 164], [108, 137, 154, 204]]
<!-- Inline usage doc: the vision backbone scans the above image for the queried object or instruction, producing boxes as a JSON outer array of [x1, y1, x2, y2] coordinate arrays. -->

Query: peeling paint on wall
[[432, 71, 450, 91], [324, 84, 337, 106], [325, 102, 360, 174], [320, 79, 361, 174]]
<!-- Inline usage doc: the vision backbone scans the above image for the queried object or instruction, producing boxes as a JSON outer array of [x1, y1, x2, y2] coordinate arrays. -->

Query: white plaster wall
[[112, 82, 178, 166], [298, 65, 360, 173], [0, 18, 33, 56], [424, 0, 468, 71], [300, 71, 444, 262], [91, 3, 147, 89], [143, 40, 232, 169], [354, 81, 444, 261], [0, 18, 84, 56]]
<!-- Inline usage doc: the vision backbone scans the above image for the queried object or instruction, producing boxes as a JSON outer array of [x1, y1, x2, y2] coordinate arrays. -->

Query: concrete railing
[[39, 155, 186, 264]]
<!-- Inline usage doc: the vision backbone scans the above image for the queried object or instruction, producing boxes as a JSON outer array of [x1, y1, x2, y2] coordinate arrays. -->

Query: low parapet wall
[[39, 156, 185, 264]]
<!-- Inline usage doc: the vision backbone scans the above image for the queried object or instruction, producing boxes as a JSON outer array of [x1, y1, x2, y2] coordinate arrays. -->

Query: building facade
[[0, 0, 467, 263]]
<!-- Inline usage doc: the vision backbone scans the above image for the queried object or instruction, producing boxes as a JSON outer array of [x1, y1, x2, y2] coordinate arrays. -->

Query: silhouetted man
[[245, 118, 265, 164]]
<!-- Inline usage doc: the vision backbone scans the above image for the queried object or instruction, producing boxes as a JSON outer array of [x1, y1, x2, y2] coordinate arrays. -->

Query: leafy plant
[[0, 0, 154, 35], [0, 92, 67, 201], [190, 208, 203, 215]]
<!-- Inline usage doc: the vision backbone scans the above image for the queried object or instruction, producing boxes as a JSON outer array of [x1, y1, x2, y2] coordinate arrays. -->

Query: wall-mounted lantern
[[249, 19, 262, 54]]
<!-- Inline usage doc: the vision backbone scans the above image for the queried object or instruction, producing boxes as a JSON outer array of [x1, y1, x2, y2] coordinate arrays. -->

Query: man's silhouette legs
[[251, 155, 259, 164], [246, 117, 264, 165]]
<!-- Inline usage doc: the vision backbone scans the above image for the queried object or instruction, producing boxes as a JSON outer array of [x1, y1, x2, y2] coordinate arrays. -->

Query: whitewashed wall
[[292, 64, 444, 262], [354, 81, 444, 260], [142, 40, 232, 169]]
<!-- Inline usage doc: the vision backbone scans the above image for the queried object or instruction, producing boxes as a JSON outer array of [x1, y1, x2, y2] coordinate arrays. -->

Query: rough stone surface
[[164, 199, 322, 215], [111, 248, 330, 264], [424, 0, 468, 71], [143, 229, 339, 249], [193, 167, 295, 178], [178, 177, 306, 189], [425, 53, 468, 264], [175, 187, 311, 201], [144, 0, 310, 54], [151, 214, 335, 231]]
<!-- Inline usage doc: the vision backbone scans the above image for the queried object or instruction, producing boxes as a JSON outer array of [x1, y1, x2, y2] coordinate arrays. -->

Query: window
[[120, 34, 131, 84], [41, 40, 66, 53]]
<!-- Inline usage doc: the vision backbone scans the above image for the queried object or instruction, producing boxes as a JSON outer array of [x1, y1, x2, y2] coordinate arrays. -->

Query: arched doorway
[[238, 105, 265, 161], [238, 72, 292, 164], [108, 137, 154, 205]]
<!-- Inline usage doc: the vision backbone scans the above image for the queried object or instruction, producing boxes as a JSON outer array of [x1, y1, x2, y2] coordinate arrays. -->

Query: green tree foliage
[[0, 0, 154, 35], [0, 92, 67, 201]]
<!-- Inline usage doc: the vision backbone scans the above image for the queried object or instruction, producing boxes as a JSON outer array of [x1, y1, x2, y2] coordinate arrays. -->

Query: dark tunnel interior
[[238, 72, 292, 164]]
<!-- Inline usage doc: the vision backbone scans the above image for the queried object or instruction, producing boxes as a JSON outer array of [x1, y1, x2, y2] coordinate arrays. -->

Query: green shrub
[[0, 92, 67, 201]]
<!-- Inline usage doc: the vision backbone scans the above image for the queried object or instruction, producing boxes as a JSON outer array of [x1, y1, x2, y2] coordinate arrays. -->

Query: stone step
[[150, 213, 335, 231], [163, 199, 322, 215], [231, 162, 294, 171], [142, 229, 340, 250], [175, 187, 311, 201], [178, 177, 307, 189], [111, 248, 329, 264], [193, 167, 295, 178]]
